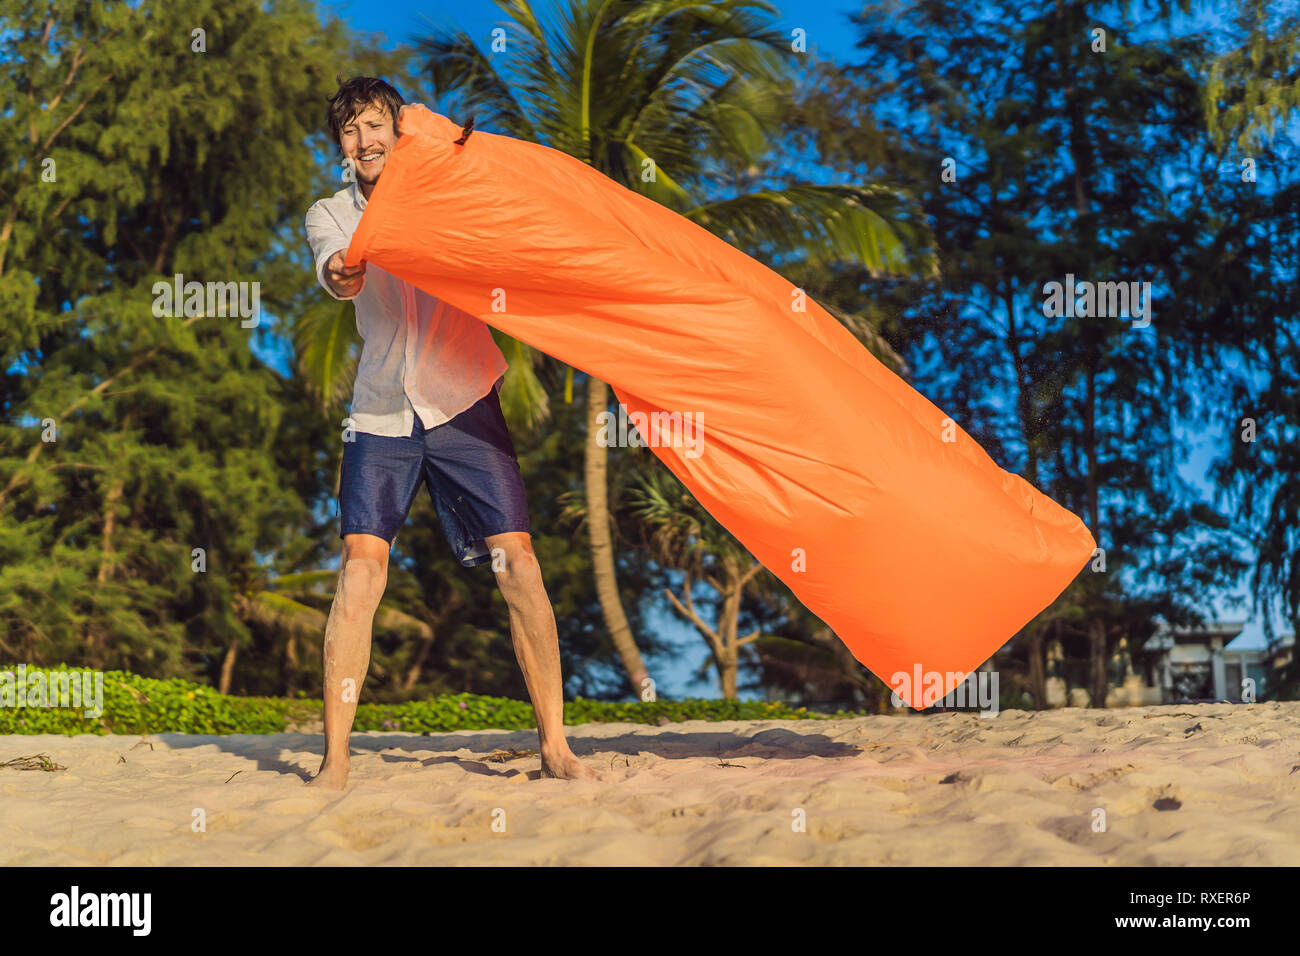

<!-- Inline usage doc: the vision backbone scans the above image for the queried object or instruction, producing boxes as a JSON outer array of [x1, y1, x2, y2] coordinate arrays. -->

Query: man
[[303, 76, 601, 787]]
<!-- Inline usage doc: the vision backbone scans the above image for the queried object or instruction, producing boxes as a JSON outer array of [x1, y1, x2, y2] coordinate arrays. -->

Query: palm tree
[[405, 0, 931, 694]]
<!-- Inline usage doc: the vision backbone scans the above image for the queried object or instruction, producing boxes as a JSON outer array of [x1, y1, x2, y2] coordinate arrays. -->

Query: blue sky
[[304, 0, 1287, 699], [319, 0, 863, 62]]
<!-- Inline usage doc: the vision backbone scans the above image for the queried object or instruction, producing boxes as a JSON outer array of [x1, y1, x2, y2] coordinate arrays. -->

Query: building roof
[[1142, 620, 1247, 651]]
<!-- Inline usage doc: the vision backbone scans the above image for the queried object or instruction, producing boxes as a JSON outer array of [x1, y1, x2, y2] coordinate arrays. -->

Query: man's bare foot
[[540, 749, 606, 782], [306, 756, 350, 789]]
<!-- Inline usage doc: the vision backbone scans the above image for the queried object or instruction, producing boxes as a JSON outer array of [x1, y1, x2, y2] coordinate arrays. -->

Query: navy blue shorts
[[338, 385, 531, 566]]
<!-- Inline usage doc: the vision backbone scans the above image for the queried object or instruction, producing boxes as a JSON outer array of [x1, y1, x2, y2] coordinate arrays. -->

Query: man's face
[[339, 101, 399, 185]]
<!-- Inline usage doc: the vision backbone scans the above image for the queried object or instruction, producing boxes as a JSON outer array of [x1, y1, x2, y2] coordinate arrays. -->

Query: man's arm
[[305, 202, 366, 300]]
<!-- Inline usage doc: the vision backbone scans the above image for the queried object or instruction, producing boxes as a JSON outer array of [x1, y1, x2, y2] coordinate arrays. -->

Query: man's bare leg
[[307, 532, 389, 789], [486, 531, 605, 782]]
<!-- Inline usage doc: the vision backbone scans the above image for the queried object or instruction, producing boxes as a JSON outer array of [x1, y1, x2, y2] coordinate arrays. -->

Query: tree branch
[[663, 584, 722, 659], [45, 45, 88, 115], [39, 70, 114, 157]]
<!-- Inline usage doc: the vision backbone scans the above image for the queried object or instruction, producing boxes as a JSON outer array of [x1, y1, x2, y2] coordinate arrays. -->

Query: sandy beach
[[3, 701, 1298, 865]]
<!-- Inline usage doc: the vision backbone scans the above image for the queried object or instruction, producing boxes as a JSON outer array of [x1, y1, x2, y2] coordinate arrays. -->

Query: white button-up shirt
[[304, 182, 508, 437]]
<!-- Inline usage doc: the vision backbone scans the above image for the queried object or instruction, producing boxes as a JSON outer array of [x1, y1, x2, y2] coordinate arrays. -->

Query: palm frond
[[493, 0, 550, 46], [686, 183, 937, 277], [618, 5, 791, 169], [242, 591, 327, 638], [620, 138, 697, 210], [490, 328, 551, 431], [411, 29, 539, 138], [819, 301, 908, 374], [629, 464, 722, 571], [268, 569, 337, 592], [374, 606, 434, 640], [293, 299, 359, 414]]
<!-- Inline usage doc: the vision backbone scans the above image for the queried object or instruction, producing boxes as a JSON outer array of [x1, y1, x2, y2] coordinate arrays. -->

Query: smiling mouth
[[357, 152, 383, 167]]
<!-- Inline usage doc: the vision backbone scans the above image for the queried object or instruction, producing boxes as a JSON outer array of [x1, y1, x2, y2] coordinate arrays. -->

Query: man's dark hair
[[326, 76, 406, 145]]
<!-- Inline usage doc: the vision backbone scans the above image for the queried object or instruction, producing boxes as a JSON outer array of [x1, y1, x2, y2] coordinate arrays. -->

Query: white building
[[1139, 621, 1291, 702]]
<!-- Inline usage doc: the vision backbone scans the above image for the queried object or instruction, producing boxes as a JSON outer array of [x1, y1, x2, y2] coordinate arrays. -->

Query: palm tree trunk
[[219, 636, 238, 695], [585, 375, 650, 692], [403, 629, 436, 693], [284, 631, 298, 697]]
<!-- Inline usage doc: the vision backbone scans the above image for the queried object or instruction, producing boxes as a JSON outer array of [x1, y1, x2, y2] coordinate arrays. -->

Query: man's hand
[[396, 103, 417, 136], [324, 249, 365, 298]]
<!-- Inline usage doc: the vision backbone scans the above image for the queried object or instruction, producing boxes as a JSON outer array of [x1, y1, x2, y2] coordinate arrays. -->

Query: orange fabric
[[345, 105, 1097, 709]]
